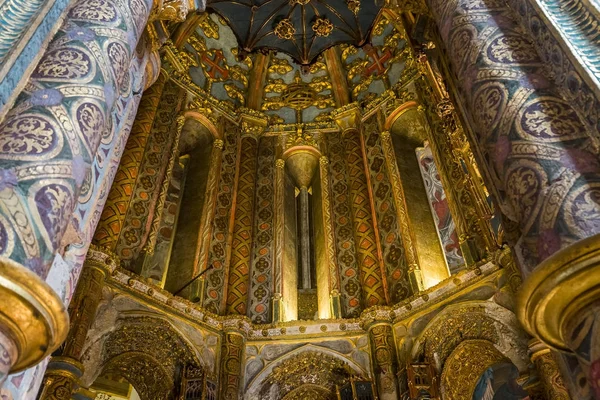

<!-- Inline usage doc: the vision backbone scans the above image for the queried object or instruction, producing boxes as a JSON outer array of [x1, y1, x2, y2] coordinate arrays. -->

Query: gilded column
[[219, 319, 248, 400], [38, 250, 108, 399], [366, 320, 399, 400], [333, 107, 387, 307], [142, 115, 185, 259], [187, 137, 224, 300], [414, 57, 497, 264], [425, 0, 600, 392], [529, 340, 571, 400], [380, 130, 424, 292], [92, 72, 167, 251], [93, 78, 186, 268], [226, 112, 267, 316], [0, 0, 156, 379]]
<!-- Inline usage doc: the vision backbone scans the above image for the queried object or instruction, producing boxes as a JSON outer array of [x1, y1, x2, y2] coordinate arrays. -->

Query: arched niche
[[386, 102, 461, 288], [164, 112, 219, 297], [83, 315, 204, 399], [245, 345, 368, 400], [440, 340, 528, 400], [409, 301, 529, 374]]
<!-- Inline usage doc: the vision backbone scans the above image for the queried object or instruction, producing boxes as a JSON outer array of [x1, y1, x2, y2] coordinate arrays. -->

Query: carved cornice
[[90, 246, 507, 342]]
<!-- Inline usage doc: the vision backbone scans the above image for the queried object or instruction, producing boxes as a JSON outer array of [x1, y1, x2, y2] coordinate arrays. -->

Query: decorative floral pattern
[[429, 0, 600, 270]]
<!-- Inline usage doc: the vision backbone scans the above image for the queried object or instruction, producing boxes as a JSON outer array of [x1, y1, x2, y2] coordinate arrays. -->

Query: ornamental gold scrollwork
[[440, 340, 508, 400], [274, 19, 295, 40]]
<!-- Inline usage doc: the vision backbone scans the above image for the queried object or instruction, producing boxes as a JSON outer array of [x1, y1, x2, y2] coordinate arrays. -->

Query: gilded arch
[[95, 316, 203, 399], [440, 339, 508, 400], [409, 301, 529, 372], [245, 345, 368, 400]]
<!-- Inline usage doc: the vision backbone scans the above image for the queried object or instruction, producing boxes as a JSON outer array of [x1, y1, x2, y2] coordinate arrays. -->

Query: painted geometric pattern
[[93, 73, 166, 252], [203, 120, 238, 314], [110, 81, 183, 267], [416, 145, 464, 273], [505, 0, 600, 134], [226, 136, 259, 315], [116, 82, 184, 266], [248, 136, 275, 323], [144, 160, 186, 282], [327, 134, 363, 317], [363, 117, 411, 303], [342, 130, 387, 307], [0, 0, 152, 277], [429, 0, 600, 270]]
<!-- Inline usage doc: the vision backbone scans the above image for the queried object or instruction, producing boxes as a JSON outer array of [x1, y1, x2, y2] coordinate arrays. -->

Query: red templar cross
[[201, 49, 229, 80], [362, 45, 393, 77]]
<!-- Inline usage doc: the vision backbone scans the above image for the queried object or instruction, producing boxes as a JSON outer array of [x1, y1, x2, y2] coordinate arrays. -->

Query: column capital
[[238, 109, 268, 139], [332, 104, 362, 134], [518, 232, 600, 352], [0, 257, 68, 372]]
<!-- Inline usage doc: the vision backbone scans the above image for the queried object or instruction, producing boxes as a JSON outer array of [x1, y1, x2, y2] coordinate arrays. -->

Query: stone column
[[380, 129, 424, 291], [333, 107, 388, 307], [93, 77, 185, 268], [0, 0, 155, 382], [366, 320, 399, 400], [425, 0, 600, 394], [219, 319, 248, 400], [529, 340, 570, 400], [226, 113, 267, 316], [38, 250, 108, 399]]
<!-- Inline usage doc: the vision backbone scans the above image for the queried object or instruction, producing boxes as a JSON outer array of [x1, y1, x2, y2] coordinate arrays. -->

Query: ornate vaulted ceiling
[[206, 0, 382, 66], [178, 8, 410, 124]]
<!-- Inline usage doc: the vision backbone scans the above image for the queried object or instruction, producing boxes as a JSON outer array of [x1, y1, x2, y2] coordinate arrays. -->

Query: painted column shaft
[[0, 0, 152, 383], [0, 331, 17, 386], [226, 135, 260, 315], [3, 48, 144, 398], [425, 0, 600, 271], [0, 0, 153, 273], [368, 323, 399, 400], [219, 331, 246, 400], [92, 73, 168, 252], [342, 128, 387, 307], [94, 79, 185, 268], [427, 0, 600, 394]]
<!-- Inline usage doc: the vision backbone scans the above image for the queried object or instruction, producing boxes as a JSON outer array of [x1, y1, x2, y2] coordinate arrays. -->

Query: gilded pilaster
[[529, 340, 571, 400], [334, 107, 388, 307], [143, 114, 185, 257], [93, 72, 169, 252], [96, 78, 186, 268], [191, 138, 224, 301], [380, 130, 424, 292], [414, 68, 496, 265], [367, 321, 399, 400], [226, 112, 267, 315], [272, 159, 286, 322], [219, 320, 248, 400]]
